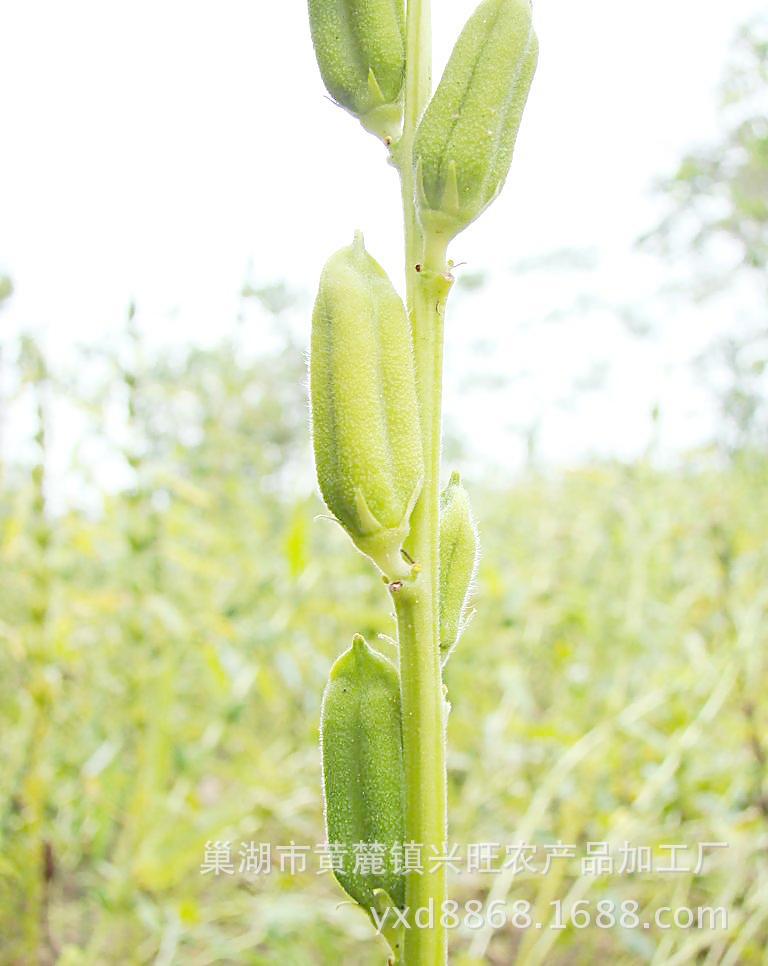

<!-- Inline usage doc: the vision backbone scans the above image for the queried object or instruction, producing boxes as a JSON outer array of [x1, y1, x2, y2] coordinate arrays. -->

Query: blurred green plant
[[647, 16, 768, 279], [0, 275, 12, 306], [643, 15, 768, 453]]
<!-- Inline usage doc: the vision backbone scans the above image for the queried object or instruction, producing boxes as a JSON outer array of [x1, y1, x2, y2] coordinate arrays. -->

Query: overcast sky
[[1, 0, 764, 475]]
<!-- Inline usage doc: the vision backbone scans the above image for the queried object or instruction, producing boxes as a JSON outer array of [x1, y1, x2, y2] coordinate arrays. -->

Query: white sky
[[1, 0, 764, 476]]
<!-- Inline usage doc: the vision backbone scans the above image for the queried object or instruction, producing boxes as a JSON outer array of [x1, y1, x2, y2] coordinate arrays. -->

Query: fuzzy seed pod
[[439, 472, 478, 660], [320, 635, 405, 911], [310, 232, 423, 580], [307, 0, 405, 139], [413, 0, 538, 240]]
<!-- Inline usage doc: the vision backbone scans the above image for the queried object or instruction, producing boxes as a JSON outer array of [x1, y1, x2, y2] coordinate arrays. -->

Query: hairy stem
[[392, 2, 453, 961]]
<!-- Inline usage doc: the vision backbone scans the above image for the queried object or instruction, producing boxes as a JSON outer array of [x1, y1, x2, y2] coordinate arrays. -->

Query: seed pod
[[439, 472, 478, 660], [307, 0, 405, 139], [310, 232, 422, 580], [413, 0, 538, 240], [320, 635, 405, 911]]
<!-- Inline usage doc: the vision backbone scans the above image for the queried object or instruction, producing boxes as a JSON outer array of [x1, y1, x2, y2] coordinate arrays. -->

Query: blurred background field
[[2, 320, 768, 964], [2, 3, 768, 965]]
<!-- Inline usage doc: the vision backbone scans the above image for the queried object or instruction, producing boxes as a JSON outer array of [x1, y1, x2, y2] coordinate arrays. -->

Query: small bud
[[321, 635, 405, 911], [439, 472, 478, 660], [413, 0, 538, 240], [307, 0, 405, 139], [310, 233, 423, 579]]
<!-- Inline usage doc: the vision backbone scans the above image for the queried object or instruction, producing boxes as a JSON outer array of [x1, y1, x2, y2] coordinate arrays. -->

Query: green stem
[[392, 2, 454, 962]]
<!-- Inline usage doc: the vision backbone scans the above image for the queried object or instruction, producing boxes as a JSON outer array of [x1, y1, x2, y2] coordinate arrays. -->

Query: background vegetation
[[1, 16, 766, 966]]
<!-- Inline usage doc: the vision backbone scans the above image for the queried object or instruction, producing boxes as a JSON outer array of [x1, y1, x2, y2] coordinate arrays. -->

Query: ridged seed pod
[[310, 232, 422, 579], [320, 635, 405, 911], [413, 0, 538, 240], [439, 472, 478, 660], [307, 0, 405, 139]]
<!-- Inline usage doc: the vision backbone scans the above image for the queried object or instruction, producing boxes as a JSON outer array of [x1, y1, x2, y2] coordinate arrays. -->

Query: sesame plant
[[307, 0, 537, 962]]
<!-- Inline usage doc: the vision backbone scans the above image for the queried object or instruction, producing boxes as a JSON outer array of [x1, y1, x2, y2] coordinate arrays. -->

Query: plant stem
[[392, 2, 454, 962]]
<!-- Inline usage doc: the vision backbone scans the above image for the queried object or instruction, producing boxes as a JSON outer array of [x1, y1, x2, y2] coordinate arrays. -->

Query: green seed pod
[[310, 232, 422, 580], [320, 635, 405, 911], [413, 0, 538, 240], [439, 472, 478, 660], [307, 0, 405, 140]]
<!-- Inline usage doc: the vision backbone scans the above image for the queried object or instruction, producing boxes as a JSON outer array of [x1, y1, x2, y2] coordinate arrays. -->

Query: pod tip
[[351, 634, 368, 660]]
